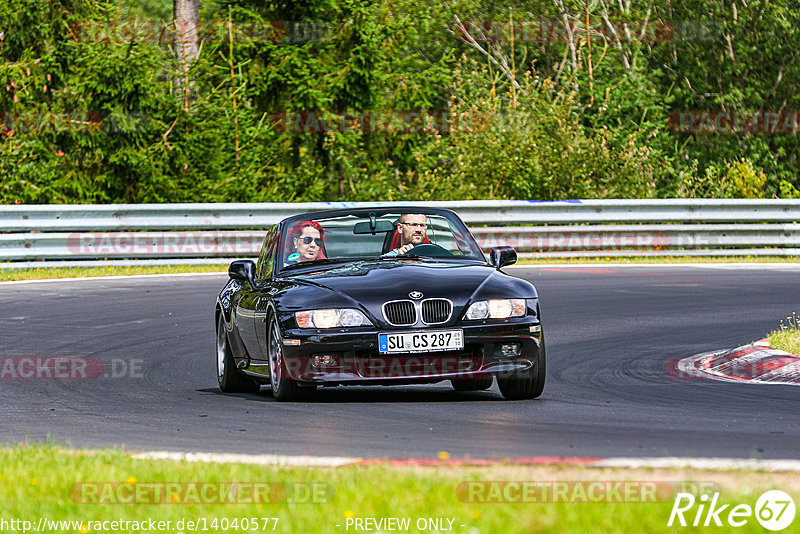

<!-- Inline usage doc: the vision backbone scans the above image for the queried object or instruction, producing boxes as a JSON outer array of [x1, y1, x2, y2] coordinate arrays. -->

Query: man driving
[[384, 213, 429, 256]]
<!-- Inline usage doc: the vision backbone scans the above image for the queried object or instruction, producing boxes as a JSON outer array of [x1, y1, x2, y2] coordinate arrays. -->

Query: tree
[[174, 0, 199, 104]]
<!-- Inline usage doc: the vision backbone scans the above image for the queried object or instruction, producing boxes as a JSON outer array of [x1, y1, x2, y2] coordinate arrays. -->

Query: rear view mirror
[[490, 246, 517, 269], [353, 220, 396, 235], [229, 260, 256, 286]]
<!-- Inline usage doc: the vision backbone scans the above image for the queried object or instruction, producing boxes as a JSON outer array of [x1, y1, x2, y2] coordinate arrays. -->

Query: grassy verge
[[1, 256, 798, 282], [768, 313, 800, 355], [0, 264, 227, 282], [1, 444, 797, 533]]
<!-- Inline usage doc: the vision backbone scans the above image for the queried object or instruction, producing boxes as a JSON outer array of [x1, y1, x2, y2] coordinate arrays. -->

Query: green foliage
[[0, 0, 797, 204], [650, 0, 800, 195], [779, 180, 800, 199], [677, 158, 768, 199], [361, 60, 659, 201], [4, 443, 799, 534], [769, 312, 800, 355], [118, 0, 173, 20]]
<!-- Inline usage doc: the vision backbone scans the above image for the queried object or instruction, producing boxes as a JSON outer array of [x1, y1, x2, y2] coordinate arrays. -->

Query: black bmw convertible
[[215, 207, 545, 401]]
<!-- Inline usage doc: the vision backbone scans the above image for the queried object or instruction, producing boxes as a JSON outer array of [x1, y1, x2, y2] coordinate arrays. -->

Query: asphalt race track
[[2, 265, 799, 459]]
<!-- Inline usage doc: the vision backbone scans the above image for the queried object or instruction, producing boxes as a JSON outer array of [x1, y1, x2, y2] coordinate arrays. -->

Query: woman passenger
[[286, 221, 327, 263]]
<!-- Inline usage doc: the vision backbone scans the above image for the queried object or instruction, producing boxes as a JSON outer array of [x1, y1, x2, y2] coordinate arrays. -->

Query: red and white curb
[[130, 451, 800, 472], [676, 339, 800, 385]]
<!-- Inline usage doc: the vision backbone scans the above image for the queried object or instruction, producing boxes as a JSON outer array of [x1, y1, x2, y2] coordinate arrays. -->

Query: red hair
[[286, 220, 327, 259]]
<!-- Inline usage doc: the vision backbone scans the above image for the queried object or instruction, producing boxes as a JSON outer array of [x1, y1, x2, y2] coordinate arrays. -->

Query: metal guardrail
[[3, 199, 800, 230], [1, 200, 799, 265]]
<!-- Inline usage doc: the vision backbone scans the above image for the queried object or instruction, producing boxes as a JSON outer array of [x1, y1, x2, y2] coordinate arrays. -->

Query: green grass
[[1, 444, 798, 533], [768, 313, 800, 355], [1, 255, 798, 282], [0, 264, 228, 282]]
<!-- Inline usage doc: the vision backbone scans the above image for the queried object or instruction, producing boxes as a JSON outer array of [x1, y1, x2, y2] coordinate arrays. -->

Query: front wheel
[[497, 338, 546, 400], [268, 314, 311, 401], [217, 315, 260, 393]]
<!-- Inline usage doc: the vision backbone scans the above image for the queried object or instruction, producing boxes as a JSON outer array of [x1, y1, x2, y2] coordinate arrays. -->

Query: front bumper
[[279, 320, 542, 384]]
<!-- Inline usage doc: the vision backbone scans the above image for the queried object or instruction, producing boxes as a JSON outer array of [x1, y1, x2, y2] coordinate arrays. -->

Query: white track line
[[594, 457, 800, 472], [128, 451, 800, 471]]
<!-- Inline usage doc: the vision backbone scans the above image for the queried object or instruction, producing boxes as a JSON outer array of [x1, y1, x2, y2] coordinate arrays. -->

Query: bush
[[1, 0, 795, 204], [678, 158, 767, 198], [360, 60, 659, 200]]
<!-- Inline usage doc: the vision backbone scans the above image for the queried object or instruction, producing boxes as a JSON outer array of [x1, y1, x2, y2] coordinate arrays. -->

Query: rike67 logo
[[668, 490, 795, 531]]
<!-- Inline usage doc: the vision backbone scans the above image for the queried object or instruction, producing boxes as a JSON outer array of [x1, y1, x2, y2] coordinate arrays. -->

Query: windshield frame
[[275, 207, 487, 273]]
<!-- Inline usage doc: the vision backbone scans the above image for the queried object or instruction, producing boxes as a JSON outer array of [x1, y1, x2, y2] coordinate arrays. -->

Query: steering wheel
[[405, 243, 453, 258]]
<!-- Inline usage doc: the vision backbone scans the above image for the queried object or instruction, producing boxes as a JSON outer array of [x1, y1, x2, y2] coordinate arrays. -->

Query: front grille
[[421, 299, 452, 324], [383, 300, 417, 326]]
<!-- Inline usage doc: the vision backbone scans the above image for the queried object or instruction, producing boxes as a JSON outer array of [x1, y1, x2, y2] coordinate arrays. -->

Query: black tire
[[268, 314, 311, 401], [451, 375, 493, 391], [497, 337, 546, 400], [216, 315, 260, 393]]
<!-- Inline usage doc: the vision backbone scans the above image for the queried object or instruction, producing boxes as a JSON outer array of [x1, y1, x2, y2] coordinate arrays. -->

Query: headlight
[[464, 299, 526, 320], [295, 308, 372, 329]]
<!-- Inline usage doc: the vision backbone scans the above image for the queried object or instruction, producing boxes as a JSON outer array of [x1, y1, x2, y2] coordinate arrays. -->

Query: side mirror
[[490, 246, 517, 269], [229, 260, 256, 286]]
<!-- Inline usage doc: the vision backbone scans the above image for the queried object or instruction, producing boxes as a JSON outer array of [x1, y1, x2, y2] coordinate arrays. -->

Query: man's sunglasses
[[297, 236, 324, 246]]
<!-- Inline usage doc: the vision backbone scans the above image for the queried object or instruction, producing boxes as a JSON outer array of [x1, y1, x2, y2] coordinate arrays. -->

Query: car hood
[[275, 260, 537, 326]]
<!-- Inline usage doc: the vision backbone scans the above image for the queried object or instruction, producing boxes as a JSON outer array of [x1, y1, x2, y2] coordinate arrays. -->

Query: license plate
[[378, 330, 464, 354]]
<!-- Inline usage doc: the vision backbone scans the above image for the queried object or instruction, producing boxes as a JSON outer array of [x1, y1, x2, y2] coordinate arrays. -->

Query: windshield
[[277, 210, 485, 270]]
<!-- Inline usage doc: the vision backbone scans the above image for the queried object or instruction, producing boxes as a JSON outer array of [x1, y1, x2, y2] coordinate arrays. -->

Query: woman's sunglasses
[[297, 236, 324, 246]]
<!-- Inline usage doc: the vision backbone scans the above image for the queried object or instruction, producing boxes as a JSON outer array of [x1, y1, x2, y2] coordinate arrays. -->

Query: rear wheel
[[216, 315, 260, 393], [268, 314, 312, 401], [497, 338, 546, 400], [450, 375, 493, 391]]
